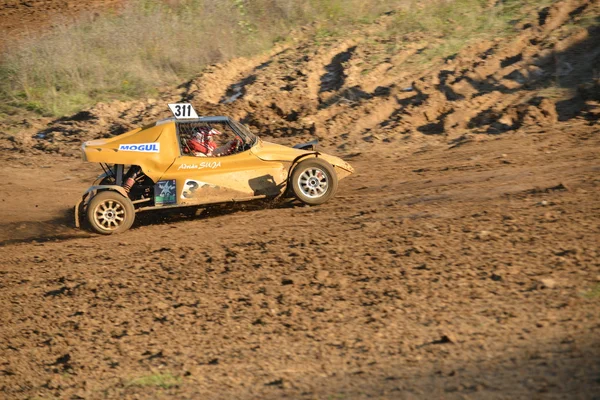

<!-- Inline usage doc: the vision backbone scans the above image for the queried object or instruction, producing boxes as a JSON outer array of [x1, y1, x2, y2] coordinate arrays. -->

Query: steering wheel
[[232, 136, 243, 153]]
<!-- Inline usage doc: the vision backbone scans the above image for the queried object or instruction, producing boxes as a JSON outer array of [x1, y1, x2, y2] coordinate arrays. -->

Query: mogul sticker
[[118, 143, 160, 152], [155, 180, 176, 205], [181, 179, 219, 199], [177, 161, 221, 170]]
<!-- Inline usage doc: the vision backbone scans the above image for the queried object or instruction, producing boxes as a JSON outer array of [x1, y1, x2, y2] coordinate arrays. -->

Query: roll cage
[[172, 116, 257, 156]]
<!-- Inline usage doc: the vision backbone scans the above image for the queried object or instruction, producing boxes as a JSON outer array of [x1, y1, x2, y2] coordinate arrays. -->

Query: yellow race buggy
[[76, 114, 354, 234]]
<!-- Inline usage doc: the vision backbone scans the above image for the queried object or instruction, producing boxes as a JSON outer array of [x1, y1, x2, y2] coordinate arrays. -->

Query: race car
[[75, 104, 354, 234]]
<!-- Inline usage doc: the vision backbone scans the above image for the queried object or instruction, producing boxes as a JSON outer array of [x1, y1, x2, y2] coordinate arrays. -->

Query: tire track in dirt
[[1, 126, 599, 399], [184, 49, 288, 105]]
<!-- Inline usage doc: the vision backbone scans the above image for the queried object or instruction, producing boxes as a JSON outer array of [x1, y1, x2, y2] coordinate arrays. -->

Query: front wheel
[[86, 191, 135, 234], [290, 158, 338, 205]]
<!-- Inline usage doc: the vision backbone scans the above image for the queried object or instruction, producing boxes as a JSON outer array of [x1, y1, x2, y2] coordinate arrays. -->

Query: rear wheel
[[290, 158, 338, 205], [86, 191, 135, 234]]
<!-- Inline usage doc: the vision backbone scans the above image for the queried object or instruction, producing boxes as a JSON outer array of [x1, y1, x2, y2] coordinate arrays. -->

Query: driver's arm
[[213, 137, 242, 156]]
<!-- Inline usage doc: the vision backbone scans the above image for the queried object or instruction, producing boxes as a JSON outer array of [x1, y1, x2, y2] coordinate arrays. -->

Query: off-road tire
[[86, 191, 135, 234], [290, 158, 338, 205]]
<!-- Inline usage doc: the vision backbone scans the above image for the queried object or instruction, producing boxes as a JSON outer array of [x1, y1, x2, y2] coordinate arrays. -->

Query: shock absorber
[[123, 165, 142, 192]]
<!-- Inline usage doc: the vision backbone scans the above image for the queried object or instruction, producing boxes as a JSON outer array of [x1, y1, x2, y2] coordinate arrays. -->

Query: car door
[[164, 145, 288, 206]]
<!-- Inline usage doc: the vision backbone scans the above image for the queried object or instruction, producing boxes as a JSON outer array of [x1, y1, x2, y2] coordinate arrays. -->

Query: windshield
[[230, 119, 257, 146]]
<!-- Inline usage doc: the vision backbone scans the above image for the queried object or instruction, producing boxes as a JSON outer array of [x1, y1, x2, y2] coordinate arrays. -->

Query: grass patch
[[391, 0, 517, 37], [0, 0, 399, 117], [388, 0, 558, 64], [126, 372, 182, 389], [582, 283, 600, 299], [352, 0, 560, 76], [537, 86, 575, 100]]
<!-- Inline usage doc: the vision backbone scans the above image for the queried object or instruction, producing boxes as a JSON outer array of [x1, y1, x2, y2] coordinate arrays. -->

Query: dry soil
[[0, 1, 599, 399]]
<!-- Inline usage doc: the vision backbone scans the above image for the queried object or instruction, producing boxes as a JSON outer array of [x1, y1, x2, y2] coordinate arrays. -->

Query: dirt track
[[2, 123, 599, 399], [1, 0, 600, 399]]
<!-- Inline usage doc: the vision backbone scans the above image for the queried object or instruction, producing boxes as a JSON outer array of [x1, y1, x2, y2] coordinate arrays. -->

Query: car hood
[[252, 140, 354, 174], [251, 140, 313, 161]]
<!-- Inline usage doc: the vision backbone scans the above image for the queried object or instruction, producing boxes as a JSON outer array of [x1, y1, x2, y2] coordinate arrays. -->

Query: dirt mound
[[2, 0, 598, 158]]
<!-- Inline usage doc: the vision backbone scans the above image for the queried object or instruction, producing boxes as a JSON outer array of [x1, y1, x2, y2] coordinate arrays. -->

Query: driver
[[187, 126, 241, 157]]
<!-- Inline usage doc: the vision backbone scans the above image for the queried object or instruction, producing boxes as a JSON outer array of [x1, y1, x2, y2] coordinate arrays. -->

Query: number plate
[[168, 103, 199, 119]]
